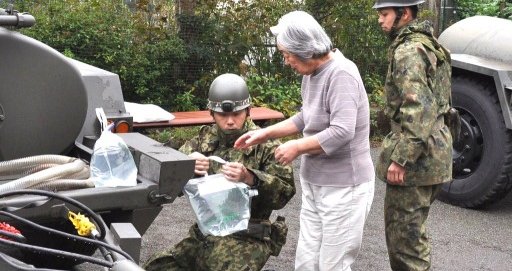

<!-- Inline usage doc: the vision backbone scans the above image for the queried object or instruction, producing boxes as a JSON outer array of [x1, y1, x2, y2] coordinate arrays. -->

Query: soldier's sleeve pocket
[[427, 126, 450, 155]]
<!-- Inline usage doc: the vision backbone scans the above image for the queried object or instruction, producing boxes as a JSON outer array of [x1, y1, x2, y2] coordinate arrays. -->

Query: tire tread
[[444, 76, 512, 208]]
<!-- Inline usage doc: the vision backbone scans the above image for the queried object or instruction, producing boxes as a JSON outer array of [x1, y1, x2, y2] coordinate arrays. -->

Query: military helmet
[[207, 73, 251, 113], [373, 0, 425, 9]]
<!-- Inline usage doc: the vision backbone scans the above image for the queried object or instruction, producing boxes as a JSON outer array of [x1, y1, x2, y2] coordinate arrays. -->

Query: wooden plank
[[132, 107, 285, 129]]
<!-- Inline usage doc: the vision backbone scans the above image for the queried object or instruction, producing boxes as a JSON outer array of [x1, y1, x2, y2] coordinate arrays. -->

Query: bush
[[366, 75, 390, 137], [19, 0, 188, 110], [148, 127, 200, 150], [15, 0, 392, 118], [456, 0, 500, 19], [246, 72, 301, 118], [305, 0, 389, 94]]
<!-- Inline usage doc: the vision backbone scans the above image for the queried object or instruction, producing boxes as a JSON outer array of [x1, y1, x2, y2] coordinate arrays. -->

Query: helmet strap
[[388, 7, 404, 39]]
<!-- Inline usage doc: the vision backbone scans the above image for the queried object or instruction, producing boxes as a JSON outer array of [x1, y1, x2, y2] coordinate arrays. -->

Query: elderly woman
[[235, 11, 375, 271]]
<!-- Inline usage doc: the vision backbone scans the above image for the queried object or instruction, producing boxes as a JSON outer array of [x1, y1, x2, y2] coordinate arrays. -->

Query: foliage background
[[456, 0, 512, 19], [12, 0, 386, 115], [9, 0, 512, 135]]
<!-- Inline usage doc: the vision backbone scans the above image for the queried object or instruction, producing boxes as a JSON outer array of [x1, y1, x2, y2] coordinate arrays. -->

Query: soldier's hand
[[222, 162, 255, 186], [387, 161, 405, 185], [189, 152, 209, 176]]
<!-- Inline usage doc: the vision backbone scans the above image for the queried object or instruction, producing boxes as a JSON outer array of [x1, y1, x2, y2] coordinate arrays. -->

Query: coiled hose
[[0, 155, 93, 193]]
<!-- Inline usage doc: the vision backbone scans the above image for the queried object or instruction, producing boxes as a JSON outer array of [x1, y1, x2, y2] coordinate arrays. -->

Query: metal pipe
[[0, 13, 35, 28]]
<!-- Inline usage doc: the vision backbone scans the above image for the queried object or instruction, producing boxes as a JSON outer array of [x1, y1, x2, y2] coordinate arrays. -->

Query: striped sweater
[[291, 49, 375, 187]]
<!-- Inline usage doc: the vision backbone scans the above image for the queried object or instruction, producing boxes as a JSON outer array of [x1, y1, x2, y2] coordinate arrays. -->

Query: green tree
[[19, 0, 189, 110], [455, 0, 512, 19], [176, 0, 303, 111], [304, 0, 388, 94], [14, 0, 392, 119]]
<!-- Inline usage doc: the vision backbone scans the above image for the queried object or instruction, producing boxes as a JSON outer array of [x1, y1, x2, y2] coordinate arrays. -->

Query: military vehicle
[[0, 5, 194, 270], [438, 16, 512, 208]]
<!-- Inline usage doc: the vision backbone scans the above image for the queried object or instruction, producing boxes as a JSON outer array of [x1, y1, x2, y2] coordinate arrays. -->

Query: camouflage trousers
[[384, 183, 442, 271], [143, 224, 272, 271]]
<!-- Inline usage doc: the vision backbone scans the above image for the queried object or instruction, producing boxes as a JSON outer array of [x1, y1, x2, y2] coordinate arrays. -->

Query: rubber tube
[[29, 179, 94, 191], [0, 237, 113, 268], [0, 155, 75, 175], [0, 200, 136, 260], [0, 159, 86, 193], [66, 167, 90, 179]]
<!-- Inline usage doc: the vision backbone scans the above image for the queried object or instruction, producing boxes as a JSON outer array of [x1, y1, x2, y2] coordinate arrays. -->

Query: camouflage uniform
[[377, 20, 452, 271], [144, 119, 295, 271]]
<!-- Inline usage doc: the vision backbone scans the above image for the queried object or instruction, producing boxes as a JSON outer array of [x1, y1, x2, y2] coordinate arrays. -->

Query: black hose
[[0, 189, 107, 240], [98, 242, 116, 263], [0, 252, 63, 271], [0, 228, 26, 243], [0, 237, 114, 268], [0, 211, 135, 262]]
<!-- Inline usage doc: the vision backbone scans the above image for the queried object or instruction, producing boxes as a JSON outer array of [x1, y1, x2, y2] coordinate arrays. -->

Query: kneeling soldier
[[144, 73, 296, 271]]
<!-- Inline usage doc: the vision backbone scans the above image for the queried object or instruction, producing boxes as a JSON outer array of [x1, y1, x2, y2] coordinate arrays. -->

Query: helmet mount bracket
[[221, 100, 235, 112]]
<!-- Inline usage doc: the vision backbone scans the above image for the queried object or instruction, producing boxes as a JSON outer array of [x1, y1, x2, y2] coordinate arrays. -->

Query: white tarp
[[124, 102, 175, 123]]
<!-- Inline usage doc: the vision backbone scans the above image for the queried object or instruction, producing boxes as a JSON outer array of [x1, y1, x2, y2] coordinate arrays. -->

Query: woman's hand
[[234, 129, 268, 149], [275, 139, 299, 165]]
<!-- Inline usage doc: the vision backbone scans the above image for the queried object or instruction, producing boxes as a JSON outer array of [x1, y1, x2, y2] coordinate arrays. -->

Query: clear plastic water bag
[[184, 174, 258, 236], [90, 130, 137, 188]]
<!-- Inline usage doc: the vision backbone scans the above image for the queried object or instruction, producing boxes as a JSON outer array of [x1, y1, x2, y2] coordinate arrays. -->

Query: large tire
[[438, 75, 512, 208]]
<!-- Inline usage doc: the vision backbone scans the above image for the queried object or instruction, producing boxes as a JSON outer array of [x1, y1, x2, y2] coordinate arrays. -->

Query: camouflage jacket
[[179, 119, 295, 219], [377, 20, 453, 186]]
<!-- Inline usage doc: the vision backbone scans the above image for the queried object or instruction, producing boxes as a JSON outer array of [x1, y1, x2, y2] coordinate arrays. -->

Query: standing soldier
[[143, 73, 295, 271], [373, 1, 453, 270]]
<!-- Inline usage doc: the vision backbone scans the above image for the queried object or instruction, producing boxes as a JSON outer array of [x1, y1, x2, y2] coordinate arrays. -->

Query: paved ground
[[138, 149, 512, 271], [74, 148, 512, 270]]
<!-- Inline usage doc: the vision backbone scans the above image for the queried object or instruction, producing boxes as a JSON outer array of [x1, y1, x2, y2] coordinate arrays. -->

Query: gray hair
[[270, 11, 332, 60]]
